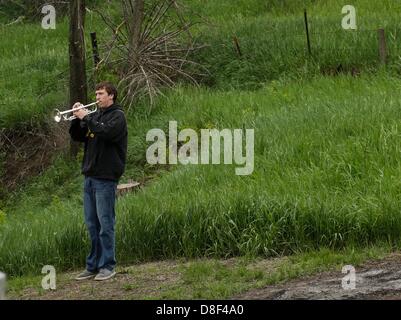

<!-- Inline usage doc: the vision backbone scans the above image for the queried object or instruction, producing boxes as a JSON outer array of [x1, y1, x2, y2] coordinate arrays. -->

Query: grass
[[0, 5, 115, 129], [0, 20, 68, 129], [6, 245, 391, 299], [2, 0, 401, 288], [3, 74, 401, 277], [3, 1, 401, 128], [165, 245, 389, 299], [188, 0, 401, 89]]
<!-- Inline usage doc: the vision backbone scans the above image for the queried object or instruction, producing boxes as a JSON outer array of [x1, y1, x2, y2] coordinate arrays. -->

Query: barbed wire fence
[[227, 9, 399, 71]]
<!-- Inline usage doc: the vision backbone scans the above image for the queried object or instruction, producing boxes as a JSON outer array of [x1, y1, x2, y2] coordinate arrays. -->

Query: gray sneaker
[[94, 268, 116, 281], [75, 270, 97, 281]]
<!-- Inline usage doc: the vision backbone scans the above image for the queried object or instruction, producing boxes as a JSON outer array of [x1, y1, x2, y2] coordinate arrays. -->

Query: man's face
[[95, 88, 114, 108]]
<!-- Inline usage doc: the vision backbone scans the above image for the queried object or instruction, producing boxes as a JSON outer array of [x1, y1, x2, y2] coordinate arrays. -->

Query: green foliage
[[0, 208, 6, 225], [3, 0, 401, 278], [3, 75, 401, 276], [0, 8, 107, 129], [2, 0, 401, 129], [189, 0, 401, 89]]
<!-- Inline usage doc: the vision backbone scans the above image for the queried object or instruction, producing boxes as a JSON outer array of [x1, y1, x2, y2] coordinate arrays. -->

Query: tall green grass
[[189, 0, 401, 89], [2, 74, 401, 276], [3, 0, 401, 128], [3, 0, 401, 278], [0, 10, 112, 129]]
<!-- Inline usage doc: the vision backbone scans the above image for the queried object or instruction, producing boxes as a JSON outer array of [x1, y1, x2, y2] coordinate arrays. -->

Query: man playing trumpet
[[69, 82, 128, 281]]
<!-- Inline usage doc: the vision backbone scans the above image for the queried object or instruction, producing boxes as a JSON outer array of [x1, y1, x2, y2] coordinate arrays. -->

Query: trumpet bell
[[54, 109, 62, 123]]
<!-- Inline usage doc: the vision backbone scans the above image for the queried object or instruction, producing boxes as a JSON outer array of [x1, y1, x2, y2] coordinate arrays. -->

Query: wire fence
[[227, 24, 401, 66]]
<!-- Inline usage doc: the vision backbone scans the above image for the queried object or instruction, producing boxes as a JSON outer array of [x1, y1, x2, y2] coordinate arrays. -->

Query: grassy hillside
[[187, 0, 401, 89], [3, 74, 401, 276], [2, 1, 401, 277], [0, 2, 116, 129], [2, 1, 401, 128]]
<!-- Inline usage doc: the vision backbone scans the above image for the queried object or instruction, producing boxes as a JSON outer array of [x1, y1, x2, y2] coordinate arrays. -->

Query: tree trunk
[[124, 0, 144, 67], [69, 0, 87, 158]]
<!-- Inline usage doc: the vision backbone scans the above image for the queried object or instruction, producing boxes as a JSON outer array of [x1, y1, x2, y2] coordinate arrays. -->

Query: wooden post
[[69, 0, 87, 158], [378, 28, 387, 64], [90, 32, 100, 67], [304, 9, 312, 56], [233, 36, 242, 57]]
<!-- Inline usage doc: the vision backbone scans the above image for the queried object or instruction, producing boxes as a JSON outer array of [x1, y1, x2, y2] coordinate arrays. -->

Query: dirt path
[[8, 253, 401, 300], [8, 260, 183, 300], [235, 253, 401, 300]]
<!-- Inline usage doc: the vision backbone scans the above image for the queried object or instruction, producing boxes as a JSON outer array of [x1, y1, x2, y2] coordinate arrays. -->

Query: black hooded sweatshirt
[[69, 103, 128, 182]]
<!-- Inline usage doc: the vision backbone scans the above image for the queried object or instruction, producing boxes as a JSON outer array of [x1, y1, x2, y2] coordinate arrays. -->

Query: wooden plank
[[117, 181, 140, 196]]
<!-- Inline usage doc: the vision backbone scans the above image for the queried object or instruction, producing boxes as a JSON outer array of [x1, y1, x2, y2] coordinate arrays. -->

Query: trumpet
[[54, 101, 98, 122]]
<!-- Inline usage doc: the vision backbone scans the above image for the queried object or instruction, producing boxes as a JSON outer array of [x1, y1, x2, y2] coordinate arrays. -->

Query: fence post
[[378, 28, 387, 64], [304, 9, 312, 56], [233, 36, 242, 57], [90, 32, 100, 68], [0, 272, 6, 300]]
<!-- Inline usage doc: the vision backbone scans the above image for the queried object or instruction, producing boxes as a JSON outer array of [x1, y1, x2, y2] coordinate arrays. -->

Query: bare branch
[[97, 0, 207, 111]]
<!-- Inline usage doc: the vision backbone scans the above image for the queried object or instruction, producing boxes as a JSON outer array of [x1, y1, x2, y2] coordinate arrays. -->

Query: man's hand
[[72, 102, 89, 120]]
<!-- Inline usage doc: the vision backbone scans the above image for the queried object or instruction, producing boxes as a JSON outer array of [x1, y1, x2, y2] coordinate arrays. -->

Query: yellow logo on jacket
[[86, 129, 95, 139]]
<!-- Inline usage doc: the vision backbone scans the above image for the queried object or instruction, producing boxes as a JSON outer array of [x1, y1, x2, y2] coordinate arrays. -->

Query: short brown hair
[[96, 82, 118, 102]]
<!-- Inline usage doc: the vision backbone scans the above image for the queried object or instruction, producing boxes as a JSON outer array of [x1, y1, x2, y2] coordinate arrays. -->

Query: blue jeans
[[83, 176, 117, 272]]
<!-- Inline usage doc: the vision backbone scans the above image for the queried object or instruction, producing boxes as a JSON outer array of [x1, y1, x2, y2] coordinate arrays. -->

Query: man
[[69, 82, 127, 281]]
